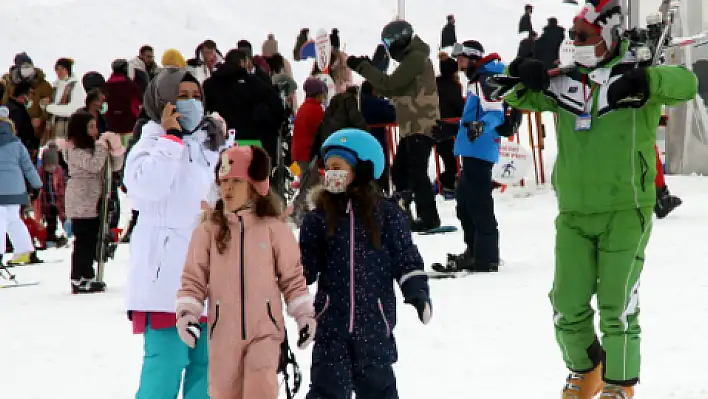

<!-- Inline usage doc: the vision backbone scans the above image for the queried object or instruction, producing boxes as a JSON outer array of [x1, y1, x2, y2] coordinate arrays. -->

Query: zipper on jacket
[[266, 299, 280, 331], [347, 201, 355, 334], [638, 151, 648, 192], [239, 216, 246, 340], [210, 300, 220, 339], [154, 236, 170, 281], [377, 298, 391, 337]]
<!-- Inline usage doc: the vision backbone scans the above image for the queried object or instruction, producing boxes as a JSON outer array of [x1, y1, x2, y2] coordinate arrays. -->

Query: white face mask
[[20, 66, 35, 79], [323, 170, 349, 193], [573, 43, 605, 68]]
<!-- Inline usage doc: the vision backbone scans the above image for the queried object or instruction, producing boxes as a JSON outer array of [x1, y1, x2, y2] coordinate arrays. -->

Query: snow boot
[[72, 278, 106, 294], [654, 185, 682, 219], [599, 384, 634, 398], [561, 364, 603, 399], [411, 217, 441, 233]]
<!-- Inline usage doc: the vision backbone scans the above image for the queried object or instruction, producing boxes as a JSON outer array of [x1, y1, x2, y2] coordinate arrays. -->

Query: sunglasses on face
[[569, 30, 600, 43]]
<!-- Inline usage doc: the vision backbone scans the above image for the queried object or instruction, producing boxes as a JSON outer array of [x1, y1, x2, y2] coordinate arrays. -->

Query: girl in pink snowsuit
[[176, 145, 316, 399]]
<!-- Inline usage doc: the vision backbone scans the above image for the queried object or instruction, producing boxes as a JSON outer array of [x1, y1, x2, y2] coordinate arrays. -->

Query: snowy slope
[[3, 177, 708, 399], [3, 1, 708, 398]]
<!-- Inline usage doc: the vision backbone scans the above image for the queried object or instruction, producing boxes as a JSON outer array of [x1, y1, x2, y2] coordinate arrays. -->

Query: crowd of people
[[0, 1, 700, 398]]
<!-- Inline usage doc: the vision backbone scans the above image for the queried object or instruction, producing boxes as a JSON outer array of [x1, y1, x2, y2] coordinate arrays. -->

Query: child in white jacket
[[123, 68, 227, 399]]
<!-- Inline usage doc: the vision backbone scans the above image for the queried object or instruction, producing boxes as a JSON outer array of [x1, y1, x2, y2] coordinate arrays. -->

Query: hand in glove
[[346, 56, 371, 72], [288, 296, 316, 349], [463, 121, 485, 142], [176, 298, 204, 348], [508, 58, 550, 92], [607, 67, 650, 109], [404, 290, 433, 325], [295, 314, 317, 349]]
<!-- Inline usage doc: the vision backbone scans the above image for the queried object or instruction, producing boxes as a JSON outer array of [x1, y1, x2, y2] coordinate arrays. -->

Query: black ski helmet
[[381, 20, 414, 60]]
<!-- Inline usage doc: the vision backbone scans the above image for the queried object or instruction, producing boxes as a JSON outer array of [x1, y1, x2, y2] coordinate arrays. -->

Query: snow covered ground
[[3, 0, 708, 398], [2, 178, 708, 399]]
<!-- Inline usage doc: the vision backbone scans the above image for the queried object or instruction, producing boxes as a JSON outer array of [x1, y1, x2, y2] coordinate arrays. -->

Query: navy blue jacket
[[361, 94, 396, 152], [300, 193, 429, 363]]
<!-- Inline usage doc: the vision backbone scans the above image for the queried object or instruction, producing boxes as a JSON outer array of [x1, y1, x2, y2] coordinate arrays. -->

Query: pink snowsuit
[[177, 209, 312, 399]]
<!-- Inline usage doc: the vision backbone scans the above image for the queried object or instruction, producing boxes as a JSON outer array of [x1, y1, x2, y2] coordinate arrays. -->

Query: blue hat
[[321, 128, 385, 179], [323, 147, 358, 168]]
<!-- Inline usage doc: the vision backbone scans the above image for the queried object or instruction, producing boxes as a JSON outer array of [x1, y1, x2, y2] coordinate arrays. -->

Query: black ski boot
[[411, 217, 441, 233], [655, 185, 682, 219], [432, 249, 499, 273], [72, 278, 106, 294]]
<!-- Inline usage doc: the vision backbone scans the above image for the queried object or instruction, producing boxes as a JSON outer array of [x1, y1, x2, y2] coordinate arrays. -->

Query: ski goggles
[[450, 43, 484, 59], [568, 30, 601, 43]]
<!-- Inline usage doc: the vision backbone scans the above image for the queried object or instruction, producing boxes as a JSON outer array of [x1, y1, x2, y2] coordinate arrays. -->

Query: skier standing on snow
[[503, 1, 698, 397], [444, 40, 510, 273], [347, 20, 442, 232], [176, 145, 315, 399], [299, 128, 432, 399], [123, 68, 225, 398], [0, 106, 42, 267], [62, 111, 124, 293]]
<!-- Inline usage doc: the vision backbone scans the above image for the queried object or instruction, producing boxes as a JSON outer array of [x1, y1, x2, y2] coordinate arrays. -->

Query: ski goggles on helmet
[[451, 42, 483, 59]]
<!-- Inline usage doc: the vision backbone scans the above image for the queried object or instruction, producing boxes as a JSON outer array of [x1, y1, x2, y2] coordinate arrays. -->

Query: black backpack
[[495, 102, 522, 137]]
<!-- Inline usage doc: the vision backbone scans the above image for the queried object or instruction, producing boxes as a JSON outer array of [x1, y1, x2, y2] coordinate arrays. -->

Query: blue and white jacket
[[123, 121, 222, 314], [0, 119, 42, 205], [454, 58, 507, 164]]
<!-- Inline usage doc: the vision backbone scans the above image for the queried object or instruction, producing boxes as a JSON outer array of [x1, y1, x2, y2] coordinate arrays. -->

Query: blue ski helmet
[[321, 128, 385, 179]]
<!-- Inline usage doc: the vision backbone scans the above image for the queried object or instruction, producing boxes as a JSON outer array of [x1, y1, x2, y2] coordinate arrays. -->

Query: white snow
[[2, 0, 707, 398]]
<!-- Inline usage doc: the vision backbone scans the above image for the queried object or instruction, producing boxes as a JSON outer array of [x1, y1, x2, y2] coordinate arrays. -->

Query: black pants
[[391, 135, 439, 223], [456, 157, 499, 265], [71, 217, 99, 281], [45, 204, 60, 242], [436, 138, 457, 191], [109, 176, 121, 229]]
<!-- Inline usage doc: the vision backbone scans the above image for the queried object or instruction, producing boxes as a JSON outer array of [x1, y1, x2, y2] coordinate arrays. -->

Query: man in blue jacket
[[449, 40, 508, 273]]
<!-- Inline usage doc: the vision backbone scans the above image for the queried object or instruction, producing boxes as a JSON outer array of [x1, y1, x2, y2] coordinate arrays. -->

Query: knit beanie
[[303, 77, 328, 97], [14, 52, 33, 67], [237, 40, 253, 58], [574, 0, 624, 52], [161, 49, 187, 68]]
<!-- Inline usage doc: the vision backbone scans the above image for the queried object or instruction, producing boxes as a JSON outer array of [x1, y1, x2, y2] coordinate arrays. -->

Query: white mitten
[[295, 315, 316, 349], [176, 298, 204, 348]]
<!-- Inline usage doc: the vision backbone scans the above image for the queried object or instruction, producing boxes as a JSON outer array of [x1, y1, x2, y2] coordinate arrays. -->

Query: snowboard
[[95, 155, 118, 284], [416, 225, 458, 235], [314, 28, 331, 73]]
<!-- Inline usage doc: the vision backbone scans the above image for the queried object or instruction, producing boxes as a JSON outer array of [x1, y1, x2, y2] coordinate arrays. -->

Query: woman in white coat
[[123, 68, 226, 399]]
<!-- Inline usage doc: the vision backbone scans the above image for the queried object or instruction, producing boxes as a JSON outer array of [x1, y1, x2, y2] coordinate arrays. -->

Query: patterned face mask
[[323, 170, 349, 193]]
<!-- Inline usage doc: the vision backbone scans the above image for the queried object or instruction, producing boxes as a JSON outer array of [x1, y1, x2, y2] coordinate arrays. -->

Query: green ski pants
[[549, 208, 652, 385]]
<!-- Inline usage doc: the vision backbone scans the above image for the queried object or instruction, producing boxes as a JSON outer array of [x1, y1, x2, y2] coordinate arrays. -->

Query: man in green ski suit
[[502, 1, 697, 398]]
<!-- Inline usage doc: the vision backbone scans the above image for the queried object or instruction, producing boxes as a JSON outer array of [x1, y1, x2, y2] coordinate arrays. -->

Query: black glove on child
[[404, 290, 433, 325], [463, 121, 485, 143], [346, 56, 371, 72], [606, 68, 650, 109], [508, 58, 550, 92]]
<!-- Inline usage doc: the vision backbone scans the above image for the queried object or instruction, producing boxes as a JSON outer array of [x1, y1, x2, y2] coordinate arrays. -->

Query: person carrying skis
[[299, 128, 432, 399], [440, 40, 510, 274], [123, 68, 226, 399], [346, 20, 442, 232], [502, 1, 698, 398], [176, 145, 314, 399]]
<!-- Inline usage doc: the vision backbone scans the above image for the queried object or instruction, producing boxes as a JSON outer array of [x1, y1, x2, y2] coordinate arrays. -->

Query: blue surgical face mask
[[175, 99, 204, 133]]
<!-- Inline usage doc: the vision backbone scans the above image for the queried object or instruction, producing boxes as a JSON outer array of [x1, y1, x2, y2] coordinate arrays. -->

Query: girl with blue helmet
[[299, 128, 432, 399]]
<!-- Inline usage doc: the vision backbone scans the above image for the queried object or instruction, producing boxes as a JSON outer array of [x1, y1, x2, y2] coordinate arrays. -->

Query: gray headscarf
[[143, 67, 225, 151]]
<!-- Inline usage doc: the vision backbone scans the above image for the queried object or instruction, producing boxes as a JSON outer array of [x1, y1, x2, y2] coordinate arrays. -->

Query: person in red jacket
[[104, 59, 142, 147], [291, 77, 327, 175]]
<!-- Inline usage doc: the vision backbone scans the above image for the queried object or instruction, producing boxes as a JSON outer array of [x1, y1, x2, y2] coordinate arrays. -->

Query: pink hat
[[217, 145, 270, 196]]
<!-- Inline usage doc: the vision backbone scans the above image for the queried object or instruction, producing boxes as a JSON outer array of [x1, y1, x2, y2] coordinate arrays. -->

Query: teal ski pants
[[136, 324, 210, 399], [549, 208, 652, 385]]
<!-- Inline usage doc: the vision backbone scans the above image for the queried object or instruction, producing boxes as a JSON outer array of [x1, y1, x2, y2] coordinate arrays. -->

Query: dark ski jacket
[[441, 22, 457, 48], [435, 57, 465, 140], [519, 13, 532, 34], [300, 187, 429, 364], [517, 37, 536, 59], [6, 98, 39, 155], [534, 23, 566, 69]]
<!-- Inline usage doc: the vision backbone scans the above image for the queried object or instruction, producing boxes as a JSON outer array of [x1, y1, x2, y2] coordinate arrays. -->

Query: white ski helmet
[[574, 0, 624, 53]]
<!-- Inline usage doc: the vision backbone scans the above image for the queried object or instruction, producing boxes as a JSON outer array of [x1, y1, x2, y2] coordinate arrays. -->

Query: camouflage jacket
[[355, 36, 440, 138]]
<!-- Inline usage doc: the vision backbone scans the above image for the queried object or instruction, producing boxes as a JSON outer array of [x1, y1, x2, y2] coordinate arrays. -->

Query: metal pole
[[397, 0, 405, 20], [627, 0, 640, 29]]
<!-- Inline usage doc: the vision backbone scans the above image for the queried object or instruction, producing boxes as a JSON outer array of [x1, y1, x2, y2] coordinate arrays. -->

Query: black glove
[[607, 67, 650, 109], [346, 56, 371, 72], [463, 121, 485, 142], [404, 290, 432, 325], [29, 188, 40, 201], [508, 57, 550, 92]]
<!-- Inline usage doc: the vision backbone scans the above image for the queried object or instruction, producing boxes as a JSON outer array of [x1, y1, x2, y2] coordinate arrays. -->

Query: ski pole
[[0, 264, 18, 284]]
